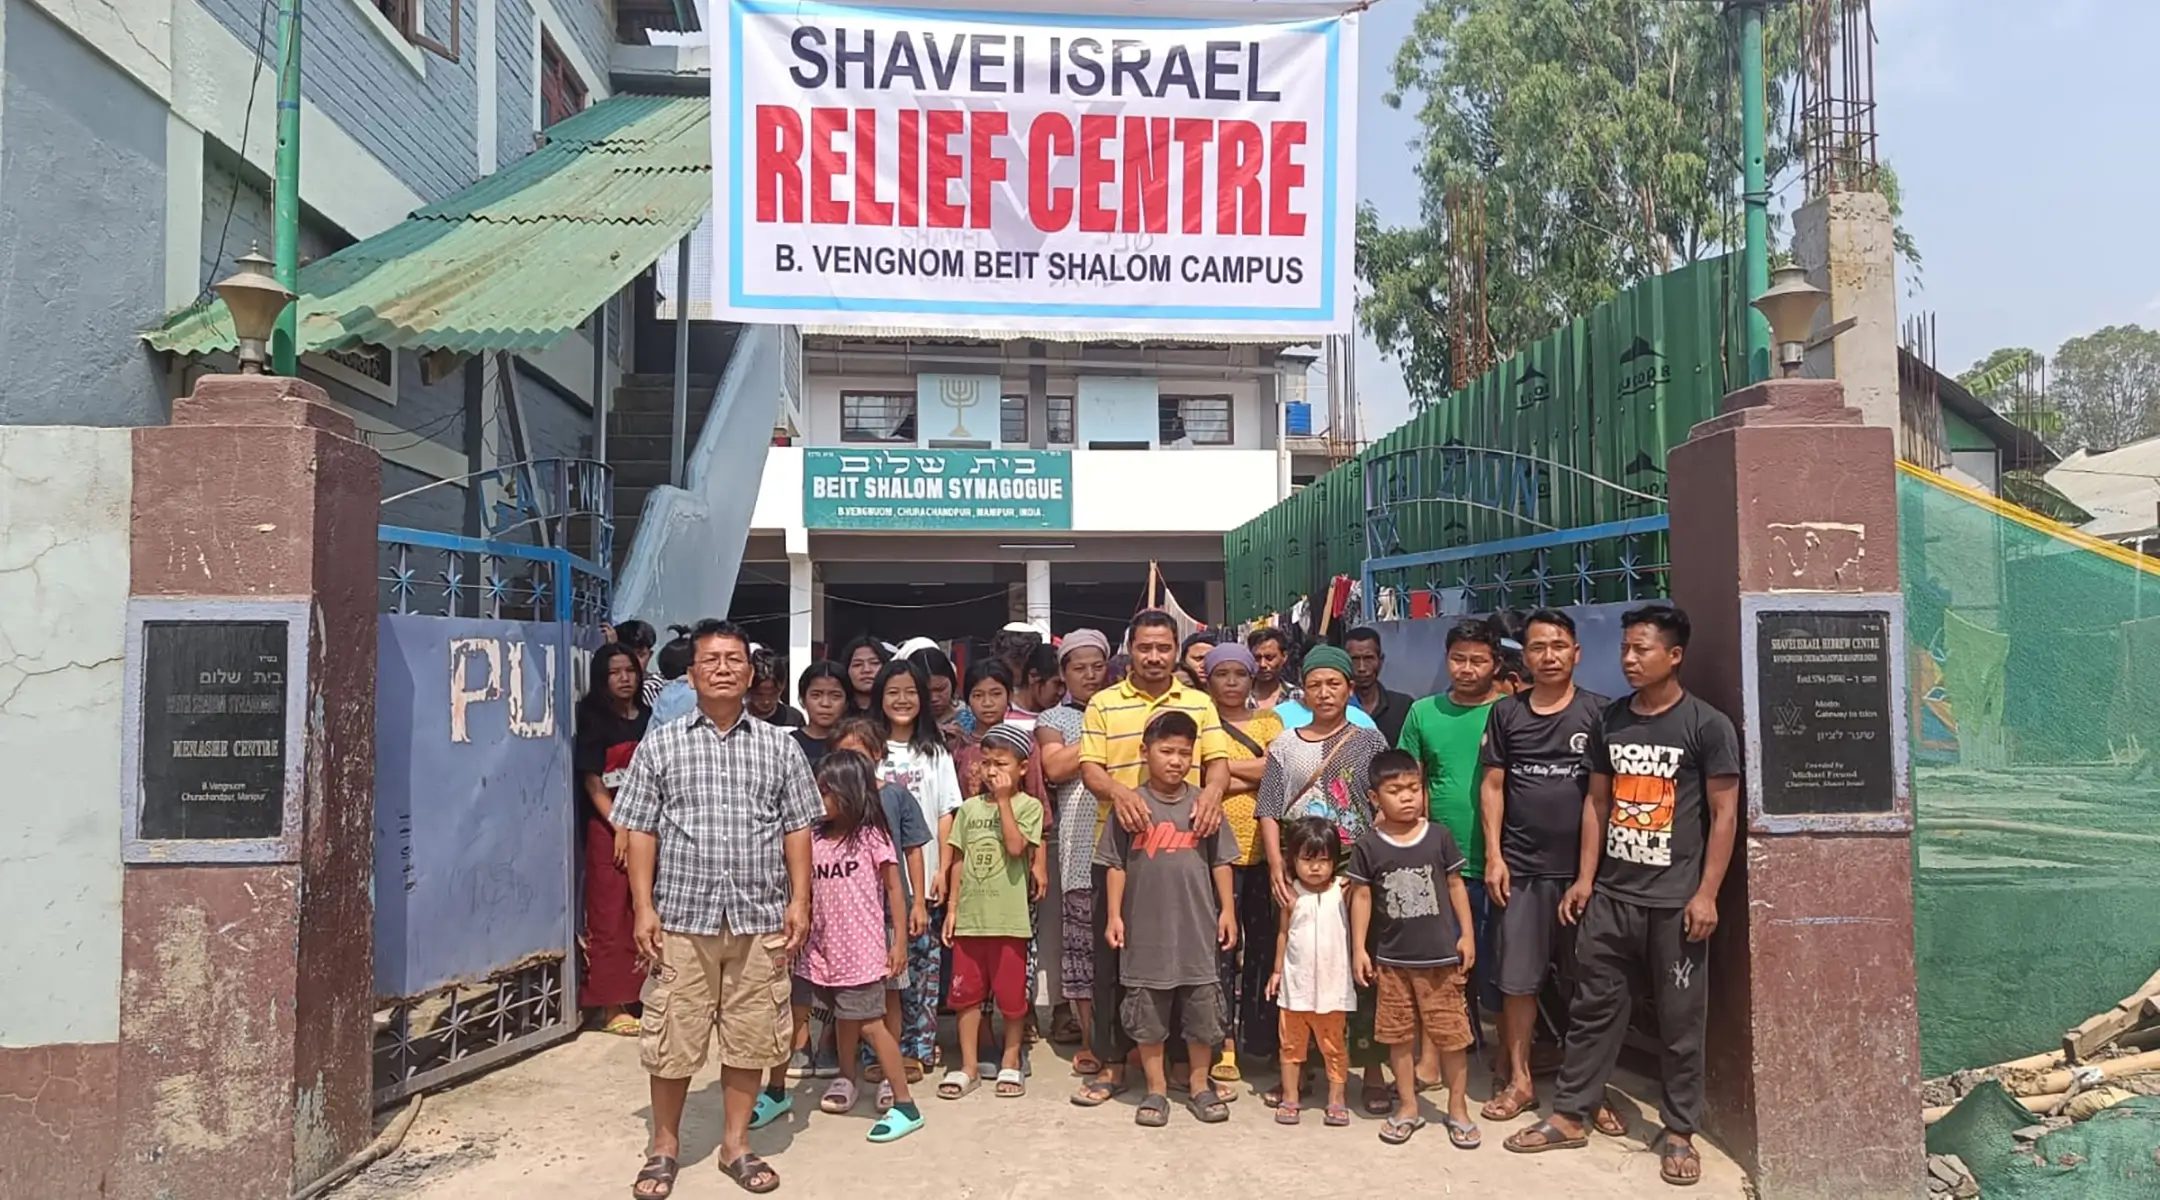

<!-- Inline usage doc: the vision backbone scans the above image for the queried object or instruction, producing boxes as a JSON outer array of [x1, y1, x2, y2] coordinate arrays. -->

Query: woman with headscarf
[[1203, 642, 1285, 1085], [1032, 629, 1110, 1066], [574, 642, 652, 1035]]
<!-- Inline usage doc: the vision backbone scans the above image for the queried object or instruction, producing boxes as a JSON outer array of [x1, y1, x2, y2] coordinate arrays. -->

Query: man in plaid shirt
[[614, 618, 820, 1197]]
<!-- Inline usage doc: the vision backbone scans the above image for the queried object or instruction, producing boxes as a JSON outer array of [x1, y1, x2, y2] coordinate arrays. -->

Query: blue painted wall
[[0, 0, 169, 425]]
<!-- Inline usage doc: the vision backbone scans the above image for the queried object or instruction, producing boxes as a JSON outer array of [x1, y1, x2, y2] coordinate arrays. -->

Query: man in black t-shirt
[[1476, 608, 1609, 1125], [1503, 605, 1739, 1190]]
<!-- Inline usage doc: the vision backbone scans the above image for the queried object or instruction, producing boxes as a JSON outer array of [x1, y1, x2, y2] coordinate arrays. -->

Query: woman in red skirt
[[575, 643, 652, 1035]]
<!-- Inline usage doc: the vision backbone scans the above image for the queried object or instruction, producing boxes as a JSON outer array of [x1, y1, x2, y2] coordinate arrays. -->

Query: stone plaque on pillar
[[121, 597, 312, 863], [1740, 592, 1909, 834]]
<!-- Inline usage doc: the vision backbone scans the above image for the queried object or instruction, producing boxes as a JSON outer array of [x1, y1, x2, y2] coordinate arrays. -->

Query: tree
[[1361, 0, 1916, 409], [2051, 325, 2160, 453], [1957, 346, 2061, 438]]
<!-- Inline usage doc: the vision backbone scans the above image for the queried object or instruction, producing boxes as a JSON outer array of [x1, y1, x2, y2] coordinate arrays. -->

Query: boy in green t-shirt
[[939, 723, 1044, 1100], [1397, 617, 1505, 1074]]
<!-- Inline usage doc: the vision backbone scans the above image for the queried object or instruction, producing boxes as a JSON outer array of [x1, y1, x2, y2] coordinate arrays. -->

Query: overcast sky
[[1349, 0, 2160, 437]]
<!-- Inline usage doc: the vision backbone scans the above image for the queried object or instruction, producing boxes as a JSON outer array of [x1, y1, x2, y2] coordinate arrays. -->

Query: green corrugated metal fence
[[1225, 255, 1746, 621]]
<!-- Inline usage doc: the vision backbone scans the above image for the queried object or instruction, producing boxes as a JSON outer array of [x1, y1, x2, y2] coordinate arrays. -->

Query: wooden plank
[[2062, 966, 2160, 1061]]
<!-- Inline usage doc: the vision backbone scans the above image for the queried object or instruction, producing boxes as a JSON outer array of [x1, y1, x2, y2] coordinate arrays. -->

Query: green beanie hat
[[1301, 645, 1352, 682]]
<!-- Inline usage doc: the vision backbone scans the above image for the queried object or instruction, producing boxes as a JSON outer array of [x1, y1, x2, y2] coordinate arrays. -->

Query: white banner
[[711, 0, 1358, 336]]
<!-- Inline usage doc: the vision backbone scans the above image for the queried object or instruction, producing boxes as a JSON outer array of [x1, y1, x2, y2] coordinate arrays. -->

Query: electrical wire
[[204, 0, 278, 300]]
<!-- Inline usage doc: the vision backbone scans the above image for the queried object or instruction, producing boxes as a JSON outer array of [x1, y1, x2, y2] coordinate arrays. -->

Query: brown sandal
[[1481, 1085, 1539, 1122], [631, 1155, 678, 1198], [1657, 1131, 1703, 1186], [1593, 1105, 1630, 1138], [719, 1153, 779, 1194], [1503, 1118, 1588, 1154]]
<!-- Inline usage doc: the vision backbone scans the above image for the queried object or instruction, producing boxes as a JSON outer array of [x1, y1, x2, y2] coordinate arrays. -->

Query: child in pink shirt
[[802, 752, 922, 1142]]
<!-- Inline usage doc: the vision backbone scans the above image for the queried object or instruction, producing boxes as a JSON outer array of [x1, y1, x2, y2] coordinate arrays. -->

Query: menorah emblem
[[937, 376, 982, 439]]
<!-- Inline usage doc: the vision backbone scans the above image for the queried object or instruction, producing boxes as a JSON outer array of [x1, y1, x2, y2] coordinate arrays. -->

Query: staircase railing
[[611, 324, 792, 628]]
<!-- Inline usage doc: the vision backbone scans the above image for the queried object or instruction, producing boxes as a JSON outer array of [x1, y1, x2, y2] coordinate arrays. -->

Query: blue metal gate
[[370, 459, 613, 1106]]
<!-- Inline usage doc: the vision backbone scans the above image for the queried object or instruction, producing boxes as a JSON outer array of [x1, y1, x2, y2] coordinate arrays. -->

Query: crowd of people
[[572, 603, 1741, 1197]]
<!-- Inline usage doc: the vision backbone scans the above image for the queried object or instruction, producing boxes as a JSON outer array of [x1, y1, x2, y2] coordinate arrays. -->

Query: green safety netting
[[1900, 463, 2160, 1077], [1928, 1081, 2160, 1199]]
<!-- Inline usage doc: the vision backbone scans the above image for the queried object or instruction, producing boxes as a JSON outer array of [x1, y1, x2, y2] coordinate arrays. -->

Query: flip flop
[[1442, 1115, 1483, 1149], [1188, 1086, 1231, 1124], [1379, 1114, 1426, 1145], [1593, 1105, 1630, 1139], [1070, 1077, 1127, 1107], [1504, 1118, 1589, 1154], [1481, 1086, 1539, 1122], [936, 1069, 977, 1100], [867, 1105, 925, 1144], [1324, 1103, 1351, 1127], [1262, 1067, 1316, 1109], [819, 1077, 858, 1114], [1072, 1051, 1103, 1077], [603, 1013, 641, 1037], [1275, 1102, 1301, 1126], [748, 1091, 793, 1130], [995, 1068, 1026, 1098], [719, 1153, 779, 1194], [631, 1154, 678, 1198], [1656, 1131, 1703, 1187], [1135, 1092, 1171, 1127]]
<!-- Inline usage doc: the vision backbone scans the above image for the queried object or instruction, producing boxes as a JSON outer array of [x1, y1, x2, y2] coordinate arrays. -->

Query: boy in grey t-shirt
[[1096, 710, 1239, 1127]]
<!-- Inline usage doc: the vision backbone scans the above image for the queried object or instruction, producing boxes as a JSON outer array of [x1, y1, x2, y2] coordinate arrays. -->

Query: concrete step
[[611, 474, 674, 499], [613, 388, 717, 412], [602, 433, 695, 464], [608, 411, 712, 439], [619, 373, 721, 393]]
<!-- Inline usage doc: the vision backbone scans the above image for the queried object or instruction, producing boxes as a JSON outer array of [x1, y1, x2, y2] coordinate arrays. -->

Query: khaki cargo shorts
[[639, 926, 793, 1078]]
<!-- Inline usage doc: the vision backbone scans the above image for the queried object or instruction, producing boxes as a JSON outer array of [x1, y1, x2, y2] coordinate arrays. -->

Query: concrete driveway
[[343, 1032, 1750, 1199]]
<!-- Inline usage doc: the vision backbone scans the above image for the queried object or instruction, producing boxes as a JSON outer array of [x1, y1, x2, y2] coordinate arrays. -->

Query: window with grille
[[999, 395, 1078, 444], [540, 31, 587, 128], [1159, 395, 1234, 445], [841, 392, 916, 443]]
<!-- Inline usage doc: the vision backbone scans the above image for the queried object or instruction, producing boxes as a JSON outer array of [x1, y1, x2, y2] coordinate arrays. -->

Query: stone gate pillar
[[1665, 377, 1924, 1199], [113, 375, 380, 1200]]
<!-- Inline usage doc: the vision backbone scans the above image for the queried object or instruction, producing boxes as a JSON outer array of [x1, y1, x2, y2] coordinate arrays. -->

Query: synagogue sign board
[[1739, 592, 1910, 834], [122, 598, 310, 863]]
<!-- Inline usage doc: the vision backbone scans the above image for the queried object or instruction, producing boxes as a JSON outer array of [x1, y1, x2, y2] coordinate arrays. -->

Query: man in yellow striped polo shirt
[[1073, 610, 1229, 1106]]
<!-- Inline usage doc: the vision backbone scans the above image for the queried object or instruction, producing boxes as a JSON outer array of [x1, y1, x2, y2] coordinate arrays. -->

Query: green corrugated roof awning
[[147, 94, 710, 358]]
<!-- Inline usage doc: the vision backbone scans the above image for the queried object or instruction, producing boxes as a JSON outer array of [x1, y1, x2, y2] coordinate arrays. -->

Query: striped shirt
[[1079, 677, 1228, 840], [612, 705, 822, 937]]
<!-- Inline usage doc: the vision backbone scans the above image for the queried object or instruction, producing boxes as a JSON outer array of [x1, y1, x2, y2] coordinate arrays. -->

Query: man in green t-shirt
[[1397, 617, 1505, 1075]]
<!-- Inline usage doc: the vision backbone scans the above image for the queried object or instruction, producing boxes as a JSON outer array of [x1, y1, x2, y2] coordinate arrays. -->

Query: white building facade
[[732, 328, 1320, 668]]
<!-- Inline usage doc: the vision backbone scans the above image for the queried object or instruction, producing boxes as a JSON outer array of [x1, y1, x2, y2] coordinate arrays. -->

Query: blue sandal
[[867, 1105, 924, 1143], [748, 1090, 793, 1130]]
